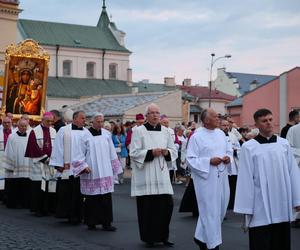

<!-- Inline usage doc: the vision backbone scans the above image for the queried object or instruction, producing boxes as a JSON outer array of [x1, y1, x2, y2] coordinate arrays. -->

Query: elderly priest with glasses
[[130, 103, 178, 248]]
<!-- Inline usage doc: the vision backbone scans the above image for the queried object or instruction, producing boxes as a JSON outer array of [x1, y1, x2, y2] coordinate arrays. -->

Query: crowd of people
[[0, 105, 300, 250]]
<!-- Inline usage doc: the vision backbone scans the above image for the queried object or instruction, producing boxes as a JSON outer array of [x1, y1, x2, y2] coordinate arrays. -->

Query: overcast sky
[[19, 0, 300, 85]]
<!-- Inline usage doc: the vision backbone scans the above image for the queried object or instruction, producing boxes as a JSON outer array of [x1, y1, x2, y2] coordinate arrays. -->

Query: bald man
[[4, 119, 31, 208], [187, 108, 233, 250]]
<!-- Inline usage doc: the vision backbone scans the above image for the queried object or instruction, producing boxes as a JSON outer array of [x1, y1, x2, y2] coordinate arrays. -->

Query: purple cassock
[[25, 125, 52, 158]]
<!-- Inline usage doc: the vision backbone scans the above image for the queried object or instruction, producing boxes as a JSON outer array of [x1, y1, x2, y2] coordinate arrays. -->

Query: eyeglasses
[[147, 112, 160, 115], [45, 120, 54, 124]]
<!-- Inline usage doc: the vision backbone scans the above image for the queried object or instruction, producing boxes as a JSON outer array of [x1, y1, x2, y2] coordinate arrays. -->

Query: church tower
[[97, 0, 126, 46], [0, 0, 22, 78]]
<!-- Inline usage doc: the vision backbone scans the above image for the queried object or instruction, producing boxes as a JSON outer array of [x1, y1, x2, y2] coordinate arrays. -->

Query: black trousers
[[84, 193, 113, 227], [55, 176, 83, 223], [136, 194, 173, 243], [228, 175, 237, 210], [179, 178, 199, 216], [249, 222, 291, 250], [30, 180, 48, 215], [5, 178, 30, 209]]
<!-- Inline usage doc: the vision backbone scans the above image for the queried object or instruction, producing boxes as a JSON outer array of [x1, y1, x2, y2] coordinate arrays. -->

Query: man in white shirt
[[234, 108, 300, 250]]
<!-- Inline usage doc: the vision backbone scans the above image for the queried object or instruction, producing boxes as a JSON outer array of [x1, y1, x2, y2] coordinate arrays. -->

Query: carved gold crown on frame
[[5, 39, 50, 65]]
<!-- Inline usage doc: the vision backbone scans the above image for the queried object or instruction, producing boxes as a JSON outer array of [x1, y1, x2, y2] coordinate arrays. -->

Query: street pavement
[[0, 177, 300, 250]]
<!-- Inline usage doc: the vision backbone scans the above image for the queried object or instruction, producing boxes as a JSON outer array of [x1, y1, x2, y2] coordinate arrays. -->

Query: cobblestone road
[[0, 178, 300, 250]]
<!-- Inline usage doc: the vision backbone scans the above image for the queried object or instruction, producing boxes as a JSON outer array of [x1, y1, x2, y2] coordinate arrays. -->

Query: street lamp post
[[208, 53, 231, 107]]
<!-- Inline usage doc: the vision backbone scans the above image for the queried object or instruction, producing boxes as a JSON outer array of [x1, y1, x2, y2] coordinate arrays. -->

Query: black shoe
[[68, 218, 81, 225], [194, 238, 208, 250], [145, 242, 154, 248], [88, 225, 97, 230], [102, 225, 117, 231], [162, 240, 174, 247], [34, 211, 46, 217]]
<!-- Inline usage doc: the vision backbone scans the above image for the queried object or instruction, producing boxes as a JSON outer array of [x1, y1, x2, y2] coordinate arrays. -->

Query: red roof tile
[[178, 85, 236, 101]]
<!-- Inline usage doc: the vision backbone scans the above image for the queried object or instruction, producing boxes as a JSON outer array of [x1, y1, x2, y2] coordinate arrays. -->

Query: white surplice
[[228, 131, 241, 175], [130, 125, 177, 196], [49, 124, 90, 178], [0, 129, 6, 190], [165, 126, 176, 171], [71, 128, 123, 195], [186, 127, 232, 249], [286, 123, 300, 219], [3, 132, 31, 179], [234, 136, 300, 227], [286, 123, 300, 166]]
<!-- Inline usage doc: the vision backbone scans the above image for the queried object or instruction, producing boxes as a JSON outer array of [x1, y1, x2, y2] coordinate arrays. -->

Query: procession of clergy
[[0, 104, 300, 250]]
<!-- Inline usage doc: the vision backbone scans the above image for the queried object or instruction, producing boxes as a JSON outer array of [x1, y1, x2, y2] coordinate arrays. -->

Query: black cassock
[[179, 178, 199, 217], [137, 194, 173, 243]]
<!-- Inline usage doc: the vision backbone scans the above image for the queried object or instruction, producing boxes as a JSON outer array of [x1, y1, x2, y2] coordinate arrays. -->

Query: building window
[[63, 60, 72, 76], [86, 62, 95, 78], [109, 63, 117, 80]]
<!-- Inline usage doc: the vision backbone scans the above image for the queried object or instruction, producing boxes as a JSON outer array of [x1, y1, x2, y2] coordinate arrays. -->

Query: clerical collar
[[223, 131, 229, 136], [254, 134, 277, 144], [17, 131, 27, 137], [72, 124, 83, 130], [89, 127, 102, 136], [144, 122, 161, 131]]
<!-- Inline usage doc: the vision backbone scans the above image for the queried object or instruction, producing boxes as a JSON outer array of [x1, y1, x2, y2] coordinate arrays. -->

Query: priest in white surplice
[[186, 108, 232, 250], [219, 118, 241, 210], [50, 110, 90, 224], [71, 113, 122, 231], [130, 103, 177, 247], [3, 119, 31, 208], [0, 116, 12, 202], [234, 109, 300, 250], [287, 121, 300, 227]]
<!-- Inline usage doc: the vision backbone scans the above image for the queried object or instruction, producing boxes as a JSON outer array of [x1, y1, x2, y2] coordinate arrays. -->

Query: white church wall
[[124, 91, 183, 127], [23, 45, 130, 81], [213, 68, 240, 97], [199, 99, 228, 115]]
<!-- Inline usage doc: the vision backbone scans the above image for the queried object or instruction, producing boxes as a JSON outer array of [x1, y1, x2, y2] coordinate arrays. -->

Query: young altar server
[[130, 103, 178, 247], [71, 113, 122, 231], [186, 108, 232, 250], [234, 109, 300, 250], [3, 119, 31, 208]]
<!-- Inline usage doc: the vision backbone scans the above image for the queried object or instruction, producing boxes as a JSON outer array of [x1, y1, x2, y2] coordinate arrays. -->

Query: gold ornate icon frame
[[1, 39, 50, 121]]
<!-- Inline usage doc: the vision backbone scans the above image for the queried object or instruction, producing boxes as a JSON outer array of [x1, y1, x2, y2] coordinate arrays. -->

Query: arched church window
[[109, 63, 118, 80], [86, 62, 95, 78], [63, 60, 72, 77]]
